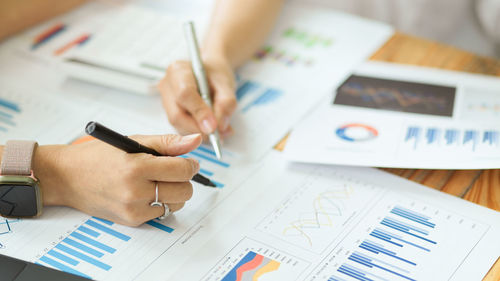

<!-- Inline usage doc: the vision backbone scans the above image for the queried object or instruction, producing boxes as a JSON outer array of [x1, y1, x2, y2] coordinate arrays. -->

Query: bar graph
[[182, 144, 232, 188], [444, 129, 459, 145], [308, 197, 488, 281], [236, 81, 260, 101], [0, 96, 20, 133], [282, 27, 333, 48], [463, 130, 479, 151], [403, 125, 500, 152], [0, 87, 82, 144], [235, 80, 284, 113], [425, 128, 439, 145], [349, 251, 415, 280], [370, 228, 430, 252], [253, 45, 315, 67], [483, 131, 499, 146], [36, 216, 132, 279], [405, 127, 420, 149], [242, 88, 283, 113]]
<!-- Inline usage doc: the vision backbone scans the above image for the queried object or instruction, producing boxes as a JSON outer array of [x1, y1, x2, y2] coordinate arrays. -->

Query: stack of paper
[[0, 1, 499, 281]]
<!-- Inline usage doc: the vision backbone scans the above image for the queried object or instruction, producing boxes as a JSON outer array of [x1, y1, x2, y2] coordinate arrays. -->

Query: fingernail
[[202, 119, 214, 134], [180, 133, 200, 144], [221, 116, 230, 131]]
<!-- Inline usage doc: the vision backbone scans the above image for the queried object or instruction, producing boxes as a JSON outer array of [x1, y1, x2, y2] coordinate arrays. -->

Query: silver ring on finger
[[157, 203, 170, 220], [150, 182, 162, 207]]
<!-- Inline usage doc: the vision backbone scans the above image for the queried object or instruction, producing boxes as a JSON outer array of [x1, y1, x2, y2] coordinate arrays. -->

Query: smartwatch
[[0, 140, 42, 218]]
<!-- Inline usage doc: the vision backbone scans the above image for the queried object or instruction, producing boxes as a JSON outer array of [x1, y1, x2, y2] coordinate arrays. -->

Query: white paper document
[[285, 61, 500, 169], [164, 152, 500, 281], [2, 2, 499, 281], [225, 4, 393, 159]]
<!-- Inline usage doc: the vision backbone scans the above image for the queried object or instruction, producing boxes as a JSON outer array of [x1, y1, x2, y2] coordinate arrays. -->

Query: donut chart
[[336, 123, 378, 142]]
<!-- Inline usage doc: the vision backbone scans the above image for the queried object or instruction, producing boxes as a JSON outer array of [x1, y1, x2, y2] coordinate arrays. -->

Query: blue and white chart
[[0, 86, 86, 144], [285, 62, 500, 169], [311, 197, 489, 281], [166, 155, 500, 281]]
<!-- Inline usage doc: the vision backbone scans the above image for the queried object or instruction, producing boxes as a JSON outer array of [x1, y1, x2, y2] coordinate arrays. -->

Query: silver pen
[[183, 21, 222, 160]]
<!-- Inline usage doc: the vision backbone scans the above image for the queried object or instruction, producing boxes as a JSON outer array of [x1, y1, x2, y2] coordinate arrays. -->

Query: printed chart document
[[225, 3, 393, 159], [0, 83, 90, 144], [164, 152, 500, 281], [285, 61, 500, 169], [0, 107, 269, 280]]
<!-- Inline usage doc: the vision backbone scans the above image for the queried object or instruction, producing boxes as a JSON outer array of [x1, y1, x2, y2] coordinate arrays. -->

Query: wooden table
[[276, 32, 500, 280]]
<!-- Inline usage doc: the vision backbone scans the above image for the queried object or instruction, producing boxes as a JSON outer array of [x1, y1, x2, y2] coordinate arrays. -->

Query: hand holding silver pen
[[183, 21, 223, 159]]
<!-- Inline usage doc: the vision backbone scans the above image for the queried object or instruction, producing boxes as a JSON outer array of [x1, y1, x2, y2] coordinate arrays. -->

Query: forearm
[[203, 0, 284, 68], [0, 0, 88, 41]]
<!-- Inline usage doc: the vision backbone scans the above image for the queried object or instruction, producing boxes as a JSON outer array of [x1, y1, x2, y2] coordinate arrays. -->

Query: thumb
[[132, 134, 202, 156]]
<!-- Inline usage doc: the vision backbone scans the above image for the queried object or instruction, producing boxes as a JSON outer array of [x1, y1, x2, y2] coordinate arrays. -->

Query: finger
[[137, 156, 200, 182], [175, 89, 217, 135], [211, 79, 237, 133], [167, 67, 217, 135], [143, 202, 186, 224], [163, 95, 202, 135], [132, 134, 202, 157], [156, 181, 193, 203]]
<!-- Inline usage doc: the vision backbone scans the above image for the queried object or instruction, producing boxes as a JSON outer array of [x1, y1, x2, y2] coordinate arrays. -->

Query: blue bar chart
[[463, 130, 479, 150], [36, 216, 131, 279], [425, 128, 439, 145], [404, 126, 499, 151], [0, 96, 20, 133], [307, 198, 488, 281], [182, 144, 232, 188], [404, 127, 420, 149], [235, 80, 284, 113], [444, 129, 459, 145], [242, 88, 283, 113], [236, 81, 260, 101]]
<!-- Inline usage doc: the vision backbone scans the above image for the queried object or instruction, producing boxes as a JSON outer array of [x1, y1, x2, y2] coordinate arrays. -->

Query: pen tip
[[209, 134, 223, 160]]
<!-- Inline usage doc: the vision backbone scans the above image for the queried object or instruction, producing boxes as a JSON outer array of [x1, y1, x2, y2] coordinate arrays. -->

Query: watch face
[[0, 184, 38, 217]]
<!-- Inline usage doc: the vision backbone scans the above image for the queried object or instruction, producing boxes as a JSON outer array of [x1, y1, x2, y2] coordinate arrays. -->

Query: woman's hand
[[158, 57, 237, 139], [34, 134, 202, 226]]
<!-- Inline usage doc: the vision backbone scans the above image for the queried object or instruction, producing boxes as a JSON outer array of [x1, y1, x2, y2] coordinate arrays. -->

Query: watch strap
[[1, 140, 38, 176]]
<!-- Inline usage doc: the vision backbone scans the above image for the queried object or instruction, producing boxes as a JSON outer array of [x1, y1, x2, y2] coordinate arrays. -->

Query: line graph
[[334, 75, 456, 117], [257, 172, 381, 253], [282, 187, 352, 247]]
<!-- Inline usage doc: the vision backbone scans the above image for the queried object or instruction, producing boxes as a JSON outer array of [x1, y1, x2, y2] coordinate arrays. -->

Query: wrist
[[32, 145, 70, 206], [202, 44, 232, 68]]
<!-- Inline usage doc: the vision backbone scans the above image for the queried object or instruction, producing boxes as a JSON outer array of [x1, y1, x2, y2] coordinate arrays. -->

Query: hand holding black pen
[[85, 121, 216, 187]]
